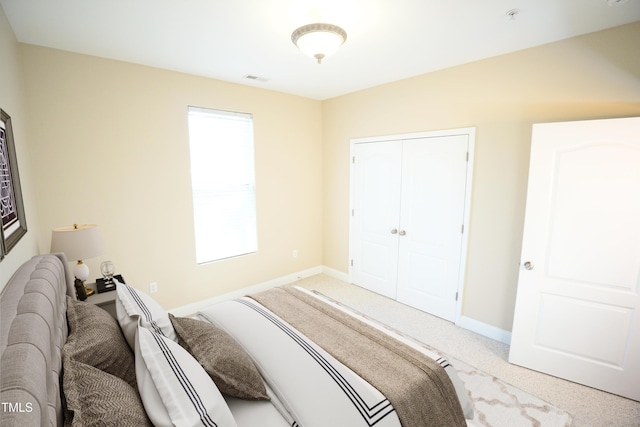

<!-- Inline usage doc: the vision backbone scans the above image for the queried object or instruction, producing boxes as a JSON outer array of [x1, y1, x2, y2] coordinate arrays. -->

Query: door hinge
[[350, 259, 354, 267], [352, 156, 355, 164], [455, 291, 459, 301], [461, 224, 464, 234], [466, 152, 469, 162], [352, 209, 355, 217]]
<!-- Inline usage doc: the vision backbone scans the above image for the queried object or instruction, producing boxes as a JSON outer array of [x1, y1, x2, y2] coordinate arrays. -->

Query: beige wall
[[4, 11, 640, 332], [322, 22, 640, 331], [0, 9, 40, 288], [20, 46, 323, 309]]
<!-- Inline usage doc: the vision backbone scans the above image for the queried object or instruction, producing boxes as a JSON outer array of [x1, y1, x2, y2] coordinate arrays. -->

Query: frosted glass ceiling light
[[291, 23, 347, 64]]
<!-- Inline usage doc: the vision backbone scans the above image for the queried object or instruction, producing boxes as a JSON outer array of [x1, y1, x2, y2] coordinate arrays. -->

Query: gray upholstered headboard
[[0, 254, 75, 427]]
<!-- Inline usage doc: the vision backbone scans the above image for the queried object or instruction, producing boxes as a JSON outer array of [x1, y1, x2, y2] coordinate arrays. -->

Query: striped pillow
[[135, 319, 237, 427], [115, 279, 177, 350]]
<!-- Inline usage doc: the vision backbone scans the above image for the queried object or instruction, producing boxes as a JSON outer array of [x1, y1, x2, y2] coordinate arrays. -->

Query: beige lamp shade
[[51, 224, 105, 280]]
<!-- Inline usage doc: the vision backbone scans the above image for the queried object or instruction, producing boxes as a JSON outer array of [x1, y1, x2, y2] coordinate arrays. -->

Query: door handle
[[391, 229, 398, 234], [399, 230, 407, 236], [523, 261, 534, 270]]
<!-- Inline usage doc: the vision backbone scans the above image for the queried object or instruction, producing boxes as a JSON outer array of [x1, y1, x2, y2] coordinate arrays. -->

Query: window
[[187, 106, 257, 264]]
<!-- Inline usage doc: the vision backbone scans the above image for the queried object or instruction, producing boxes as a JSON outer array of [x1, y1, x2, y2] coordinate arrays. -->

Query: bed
[[1, 254, 474, 426]]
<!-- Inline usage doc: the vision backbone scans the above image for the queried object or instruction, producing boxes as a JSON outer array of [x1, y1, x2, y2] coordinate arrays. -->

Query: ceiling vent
[[244, 75, 269, 82]]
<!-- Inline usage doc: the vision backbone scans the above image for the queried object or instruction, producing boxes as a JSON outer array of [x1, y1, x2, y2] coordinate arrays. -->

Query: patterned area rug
[[451, 356, 573, 426], [305, 288, 573, 427]]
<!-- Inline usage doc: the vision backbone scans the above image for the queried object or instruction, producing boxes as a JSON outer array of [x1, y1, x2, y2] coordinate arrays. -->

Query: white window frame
[[187, 106, 257, 264]]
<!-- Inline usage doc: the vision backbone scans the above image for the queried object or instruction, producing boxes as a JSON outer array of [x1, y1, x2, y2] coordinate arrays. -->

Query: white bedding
[[200, 297, 403, 427], [224, 396, 291, 427], [199, 287, 474, 426]]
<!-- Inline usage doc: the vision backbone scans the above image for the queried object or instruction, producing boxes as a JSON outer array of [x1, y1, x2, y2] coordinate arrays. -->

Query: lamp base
[[74, 279, 87, 301], [73, 279, 94, 300]]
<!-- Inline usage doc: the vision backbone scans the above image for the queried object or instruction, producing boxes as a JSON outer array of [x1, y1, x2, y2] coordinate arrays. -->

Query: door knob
[[399, 230, 407, 236], [391, 229, 398, 234], [523, 261, 534, 270]]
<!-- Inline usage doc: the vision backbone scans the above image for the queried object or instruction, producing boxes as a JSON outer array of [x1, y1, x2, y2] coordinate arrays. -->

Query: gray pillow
[[64, 296, 136, 387], [63, 359, 151, 426], [169, 313, 269, 401]]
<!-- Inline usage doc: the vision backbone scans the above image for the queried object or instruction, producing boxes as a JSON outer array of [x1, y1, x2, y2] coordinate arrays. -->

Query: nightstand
[[85, 282, 117, 319]]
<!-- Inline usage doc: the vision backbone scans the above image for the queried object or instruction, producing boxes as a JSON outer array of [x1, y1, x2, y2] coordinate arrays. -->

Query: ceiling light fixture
[[291, 23, 347, 64]]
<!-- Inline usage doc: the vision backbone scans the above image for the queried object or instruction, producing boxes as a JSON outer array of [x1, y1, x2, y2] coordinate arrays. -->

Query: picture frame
[[1, 108, 27, 260]]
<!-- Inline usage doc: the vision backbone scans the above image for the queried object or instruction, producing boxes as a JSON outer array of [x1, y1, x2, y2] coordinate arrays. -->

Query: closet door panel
[[396, 136, 468, 321], [350, 141, 402, 298]]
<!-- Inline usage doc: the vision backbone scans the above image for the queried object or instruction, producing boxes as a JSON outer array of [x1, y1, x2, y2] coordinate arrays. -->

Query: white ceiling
[[2, 0, 639, 100]]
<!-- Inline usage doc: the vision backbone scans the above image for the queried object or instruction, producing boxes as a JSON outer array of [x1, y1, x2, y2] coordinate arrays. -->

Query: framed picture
[[0, 108, 27, 259]]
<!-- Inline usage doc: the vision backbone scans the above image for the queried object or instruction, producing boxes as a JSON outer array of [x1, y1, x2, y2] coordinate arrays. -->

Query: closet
[[349, 128, 475, 321]]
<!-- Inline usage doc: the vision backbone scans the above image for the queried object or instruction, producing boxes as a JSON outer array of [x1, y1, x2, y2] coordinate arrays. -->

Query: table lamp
[[51, 223, 105, 298]]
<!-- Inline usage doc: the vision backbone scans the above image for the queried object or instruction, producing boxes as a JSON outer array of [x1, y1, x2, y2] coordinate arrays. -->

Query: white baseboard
[[170, 265, 513, 346], [322, 266, 349, 282], [169, 265, 323, 317], [457, 315, 512, 345]]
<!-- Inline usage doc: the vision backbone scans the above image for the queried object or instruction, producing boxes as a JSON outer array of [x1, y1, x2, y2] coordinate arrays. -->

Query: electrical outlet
[[149, 282, 158, 293], [292, 249, 298, 258]]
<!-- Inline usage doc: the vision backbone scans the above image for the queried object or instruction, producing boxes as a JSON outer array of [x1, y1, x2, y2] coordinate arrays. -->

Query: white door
[[396, 136, 469, 321], [509, 117, 640, 401], [350, 141, 402, 298], [350, 130, 473, 322]]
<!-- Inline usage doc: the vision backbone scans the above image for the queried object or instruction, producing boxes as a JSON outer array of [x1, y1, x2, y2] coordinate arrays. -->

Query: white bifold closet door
[[509, 117, 640, 401], [350, 131, 471, 321], [350, 141, 402, 299]]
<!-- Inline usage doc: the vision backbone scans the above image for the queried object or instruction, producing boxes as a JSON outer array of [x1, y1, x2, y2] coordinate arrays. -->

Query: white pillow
[[115, 279, 177, 350], [135, 319, 237, 427]]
